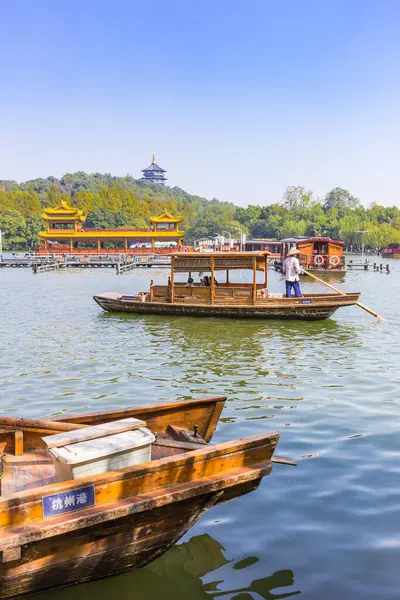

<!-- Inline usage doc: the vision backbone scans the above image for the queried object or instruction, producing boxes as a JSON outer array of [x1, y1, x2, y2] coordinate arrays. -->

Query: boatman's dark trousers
[[285, 281, 302, 298]]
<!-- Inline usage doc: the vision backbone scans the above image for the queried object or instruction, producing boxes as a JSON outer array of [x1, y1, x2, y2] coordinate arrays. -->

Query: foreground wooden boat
[[0, 396, 286, 599], [94, 252, 360, 320]]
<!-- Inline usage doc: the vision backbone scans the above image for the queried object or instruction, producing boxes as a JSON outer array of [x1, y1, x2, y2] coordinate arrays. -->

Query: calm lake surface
[[1, 257, 399, 600]]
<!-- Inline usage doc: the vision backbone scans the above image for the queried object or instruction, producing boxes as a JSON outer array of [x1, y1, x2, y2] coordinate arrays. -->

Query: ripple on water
[[1, 264, 400, 599]]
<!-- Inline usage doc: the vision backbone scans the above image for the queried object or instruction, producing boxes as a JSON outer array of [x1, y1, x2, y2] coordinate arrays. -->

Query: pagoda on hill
[[141, 153, 167, 185]]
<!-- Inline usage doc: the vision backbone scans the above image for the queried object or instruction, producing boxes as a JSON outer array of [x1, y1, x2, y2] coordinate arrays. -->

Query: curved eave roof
[[42, 213, 86, 222], [297, 237, 344, 246], [141, 163, 167, 173], [151, 214, 183, 223]]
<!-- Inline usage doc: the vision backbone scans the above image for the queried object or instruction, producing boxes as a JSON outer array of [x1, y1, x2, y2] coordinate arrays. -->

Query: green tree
[[323, 187, 360, 215], [278, 219, 307, 238], [0, 210, 27, 249], [24, 214, 44, 249]]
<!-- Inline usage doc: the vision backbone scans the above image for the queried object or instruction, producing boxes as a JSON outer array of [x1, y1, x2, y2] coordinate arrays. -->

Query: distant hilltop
[[0, 176, 399, 251]]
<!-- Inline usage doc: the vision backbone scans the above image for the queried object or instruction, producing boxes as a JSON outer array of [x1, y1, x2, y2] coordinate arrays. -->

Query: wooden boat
[[94, 252, 360, 320], [275, 237, 346, 272], [244, 238, 282, 258], [0, 396, 287, 599]]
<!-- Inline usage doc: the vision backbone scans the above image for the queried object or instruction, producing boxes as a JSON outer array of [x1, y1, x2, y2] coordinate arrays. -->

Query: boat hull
[[0, 481, 259, 600], [94, 293, 360, 321], [1, 477, 260, 599], [0, 408, 277, 600]]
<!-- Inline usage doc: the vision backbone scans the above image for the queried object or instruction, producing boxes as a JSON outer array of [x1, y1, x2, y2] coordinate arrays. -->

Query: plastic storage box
[[43, 418, 155, 481]]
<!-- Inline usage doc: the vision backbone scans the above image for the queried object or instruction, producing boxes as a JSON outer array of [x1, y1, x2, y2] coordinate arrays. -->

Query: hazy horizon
[[1, 0, 399, 208]]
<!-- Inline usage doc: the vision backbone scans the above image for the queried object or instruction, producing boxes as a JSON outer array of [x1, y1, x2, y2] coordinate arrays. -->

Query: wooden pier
[[116, 255, 171, 274], [32, 262, 65, 273], [116, 261, 137, 274], [346, 259, 390, 273], [0, 253, 172, 273]]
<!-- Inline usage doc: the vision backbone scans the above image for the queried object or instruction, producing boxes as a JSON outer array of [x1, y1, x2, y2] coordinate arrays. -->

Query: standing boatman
[[282, 247, 304, 298]]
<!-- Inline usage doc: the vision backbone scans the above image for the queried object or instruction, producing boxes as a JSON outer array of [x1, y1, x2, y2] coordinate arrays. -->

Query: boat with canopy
[[94, 251, 360, 320]]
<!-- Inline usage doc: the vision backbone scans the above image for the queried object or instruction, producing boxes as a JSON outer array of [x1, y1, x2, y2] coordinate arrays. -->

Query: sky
[[0, 0, 400, 207]]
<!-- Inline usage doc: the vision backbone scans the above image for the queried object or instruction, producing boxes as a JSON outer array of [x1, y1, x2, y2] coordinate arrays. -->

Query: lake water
[[1, 257, 399, 600]]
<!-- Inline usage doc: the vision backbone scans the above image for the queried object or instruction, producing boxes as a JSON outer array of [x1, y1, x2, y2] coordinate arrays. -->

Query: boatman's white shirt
[[282, 256, 302, 282]]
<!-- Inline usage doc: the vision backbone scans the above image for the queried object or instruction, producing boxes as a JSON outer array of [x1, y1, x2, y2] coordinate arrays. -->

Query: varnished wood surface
[[0, 440, 274, 600], [0, 432, 279, 531], [51, 396, 226, 443], [0, 490, 232, 599], [0, 397, 226, 455], [0, 396, 280, 599]]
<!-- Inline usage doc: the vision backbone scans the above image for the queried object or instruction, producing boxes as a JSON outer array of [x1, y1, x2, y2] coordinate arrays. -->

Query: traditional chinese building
[[141, 153, 167, 185], [38, 200, 185, 254]]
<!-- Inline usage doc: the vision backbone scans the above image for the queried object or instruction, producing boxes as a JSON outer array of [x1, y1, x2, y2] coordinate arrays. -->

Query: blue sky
[[1, 0, 399, 207]]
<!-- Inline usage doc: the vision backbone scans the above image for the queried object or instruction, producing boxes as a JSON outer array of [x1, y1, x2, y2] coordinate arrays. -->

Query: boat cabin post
[[252, 256, 257, 303], [210, 256, 215, 304], [170, 256, 175, 302]]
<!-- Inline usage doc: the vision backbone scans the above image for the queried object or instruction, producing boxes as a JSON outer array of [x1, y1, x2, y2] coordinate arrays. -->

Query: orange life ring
[[330, 255, 340, 267], [314, 255, 324, 267]]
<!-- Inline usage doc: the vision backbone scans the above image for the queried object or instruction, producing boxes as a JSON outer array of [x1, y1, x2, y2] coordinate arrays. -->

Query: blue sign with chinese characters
[[42, 485, 95, 518], [301, 299, 312, 304]]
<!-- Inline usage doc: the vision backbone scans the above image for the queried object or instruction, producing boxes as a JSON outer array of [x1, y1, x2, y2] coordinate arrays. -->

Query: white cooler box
[[42, 418, 155, 482]]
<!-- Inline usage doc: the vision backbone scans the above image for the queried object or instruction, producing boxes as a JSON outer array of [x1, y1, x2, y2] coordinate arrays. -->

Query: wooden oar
[[272, 455, 297, 466], [0, 417, 87, 432], [303, 269, 386, 321]]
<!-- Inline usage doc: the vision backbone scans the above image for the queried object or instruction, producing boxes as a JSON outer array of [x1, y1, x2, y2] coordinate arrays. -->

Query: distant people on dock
[[282, 247, 304, 298]]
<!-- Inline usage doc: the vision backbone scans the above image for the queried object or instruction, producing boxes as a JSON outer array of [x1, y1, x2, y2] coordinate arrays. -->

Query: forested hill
[[1, 172, 400, 250]]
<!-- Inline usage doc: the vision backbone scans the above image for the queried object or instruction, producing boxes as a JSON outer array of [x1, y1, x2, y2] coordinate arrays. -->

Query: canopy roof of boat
[[170, 251, 270, 272]]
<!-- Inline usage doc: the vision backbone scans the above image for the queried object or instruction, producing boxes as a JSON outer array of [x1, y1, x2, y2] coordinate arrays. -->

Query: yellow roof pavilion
[[150, 211, 183, 224], [38, 202, 185, 250], [42, 200, 86, 223]]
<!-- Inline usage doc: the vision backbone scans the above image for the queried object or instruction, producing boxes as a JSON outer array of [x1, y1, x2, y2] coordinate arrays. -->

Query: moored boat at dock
[[275, 237, 346, 272], [94, 251, 360, 320], [0, 396, 286, 599], [381, 243, 400, 257]]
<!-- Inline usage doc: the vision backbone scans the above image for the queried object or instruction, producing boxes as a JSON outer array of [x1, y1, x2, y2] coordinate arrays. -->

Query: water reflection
[[40, 533, 300, 600], [99, 310, 362, 352], [302, 271, 347, 284]]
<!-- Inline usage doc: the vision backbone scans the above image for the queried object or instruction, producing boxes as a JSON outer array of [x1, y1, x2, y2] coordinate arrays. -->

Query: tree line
[[0, 172, 399, 250]]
